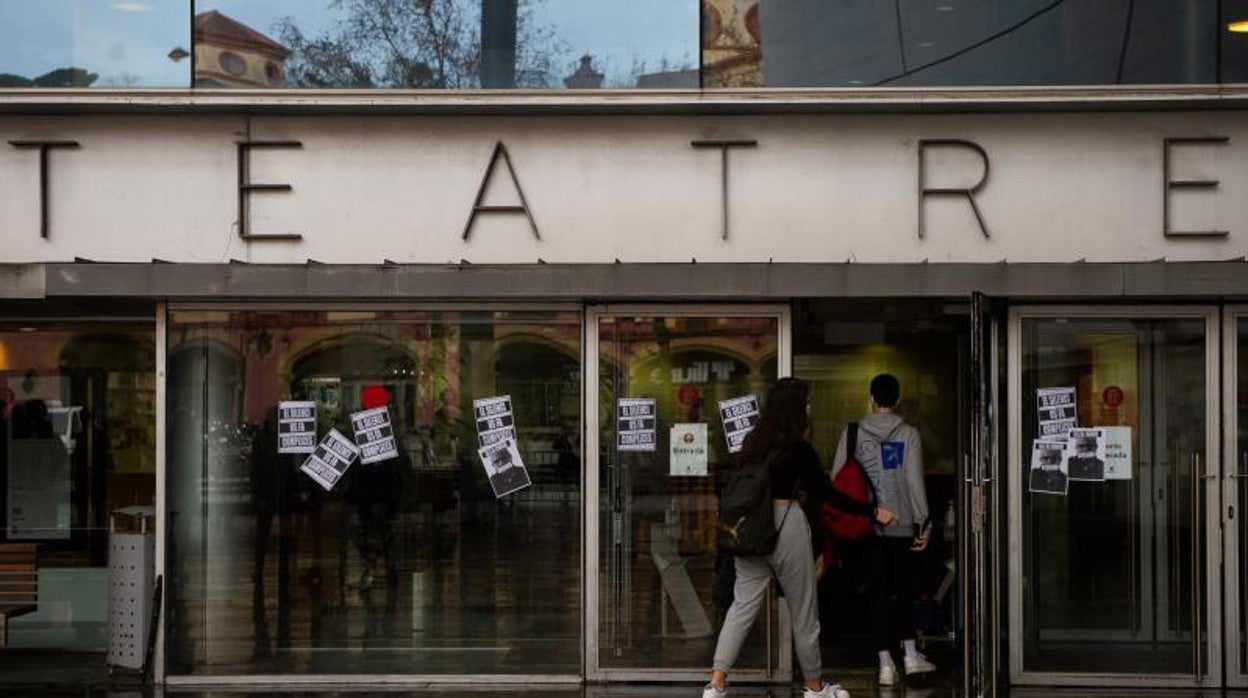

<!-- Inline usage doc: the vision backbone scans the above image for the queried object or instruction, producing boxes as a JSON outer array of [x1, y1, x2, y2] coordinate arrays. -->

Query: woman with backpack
[[703, 377, 897, 698]]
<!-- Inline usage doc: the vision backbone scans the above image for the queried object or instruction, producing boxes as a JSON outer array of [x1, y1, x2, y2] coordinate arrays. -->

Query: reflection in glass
[[1021, 317, 1206, 674], [0, 324, 155, 651], [0, 1, 191, 88], [166, 309, 581, 675], [194, 1, 697, 89], [1239, 318, 1248, 676], [704, 0, 1228, 87], [597, 315, 778, 671]]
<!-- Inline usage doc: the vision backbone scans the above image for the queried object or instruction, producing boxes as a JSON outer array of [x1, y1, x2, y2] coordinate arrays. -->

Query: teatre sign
[[1, 114, 1243, 265]]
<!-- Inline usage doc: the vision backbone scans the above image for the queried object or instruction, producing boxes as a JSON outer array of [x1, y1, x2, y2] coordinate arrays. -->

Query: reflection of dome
[[193, 10, 290, 88]]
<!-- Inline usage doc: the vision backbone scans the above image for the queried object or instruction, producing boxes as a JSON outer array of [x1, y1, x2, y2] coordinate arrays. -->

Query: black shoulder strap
[[848, 422, 858, 456]]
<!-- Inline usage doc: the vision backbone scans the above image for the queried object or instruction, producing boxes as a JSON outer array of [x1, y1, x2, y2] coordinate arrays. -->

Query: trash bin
[[107, 505, 155, 671]]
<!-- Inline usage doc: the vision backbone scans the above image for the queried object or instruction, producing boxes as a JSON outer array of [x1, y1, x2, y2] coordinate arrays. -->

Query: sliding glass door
[[1008, 307, 1220, 689]]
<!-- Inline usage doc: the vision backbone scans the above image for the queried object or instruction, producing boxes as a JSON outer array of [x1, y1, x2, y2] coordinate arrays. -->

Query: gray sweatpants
[[712, 502, 822, 681]]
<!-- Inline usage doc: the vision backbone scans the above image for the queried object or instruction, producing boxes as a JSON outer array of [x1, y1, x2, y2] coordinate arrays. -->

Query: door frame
[[584, 303, 792, 683], [1224, 305, 1248, 689], [963, 292, 1004, 696], [1006, 305, 1222, 689]]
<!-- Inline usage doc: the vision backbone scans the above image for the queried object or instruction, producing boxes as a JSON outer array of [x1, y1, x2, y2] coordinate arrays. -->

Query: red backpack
[[821, 422, 876, 541]]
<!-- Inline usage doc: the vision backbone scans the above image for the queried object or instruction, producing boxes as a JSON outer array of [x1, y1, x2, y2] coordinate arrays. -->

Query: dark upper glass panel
[[0, 0, 191, 88], [703, 0, 1246, 87], [194, 1, 698, 88]]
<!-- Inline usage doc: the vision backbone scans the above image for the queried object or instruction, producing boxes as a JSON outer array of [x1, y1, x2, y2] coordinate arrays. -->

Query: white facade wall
[[1, 112, 1245, 265]]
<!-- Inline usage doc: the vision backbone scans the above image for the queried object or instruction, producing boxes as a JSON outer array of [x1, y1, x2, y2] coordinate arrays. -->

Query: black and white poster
[[300, 429, 360, 491], [1065, 427, 1107, 481], [477, 439, 532, 498], [617, 398, 657, 452], [277, 401, 317, 454], [1029, 439, 1069, 496], [473, 395, 517, 447], [349, 406, 399, 464], [1037, 387, 1077, 438], [718, 394, 760, 454]]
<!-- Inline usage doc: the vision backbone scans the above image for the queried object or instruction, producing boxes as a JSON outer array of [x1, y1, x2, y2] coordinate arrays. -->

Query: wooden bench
[[0, 543, 39, 648]]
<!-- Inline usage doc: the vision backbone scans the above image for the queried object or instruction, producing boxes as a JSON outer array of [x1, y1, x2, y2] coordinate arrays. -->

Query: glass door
[[1226, 307, 1248, 689], [1007, 307, 1219, 689], [963, 293, 1002, 696], [585, 305, 789, 682]]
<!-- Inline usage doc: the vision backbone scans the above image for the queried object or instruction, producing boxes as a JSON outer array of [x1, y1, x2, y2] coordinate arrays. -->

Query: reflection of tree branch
[[275, 0, 561, 88]]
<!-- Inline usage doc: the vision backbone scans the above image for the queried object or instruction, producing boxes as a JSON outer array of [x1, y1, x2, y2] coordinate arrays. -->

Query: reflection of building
[[193, 11, 288, 88], [700, 0, 762, 87]]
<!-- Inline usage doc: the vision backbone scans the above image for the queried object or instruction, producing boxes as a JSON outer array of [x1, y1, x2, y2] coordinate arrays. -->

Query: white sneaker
[[904, 652, 937, 675], [878, 662, 898, 686], [804, 682, 850, 698], [701, 683, 727, 698]]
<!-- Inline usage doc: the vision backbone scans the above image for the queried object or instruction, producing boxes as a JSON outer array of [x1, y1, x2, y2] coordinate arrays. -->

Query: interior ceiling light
[[1228, 20, 1248, 33]]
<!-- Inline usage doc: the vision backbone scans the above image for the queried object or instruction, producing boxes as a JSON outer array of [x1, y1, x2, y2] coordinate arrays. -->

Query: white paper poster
[[1028, 439, 1069, 496], [277, 401, 317, 454], [300, 429, 360, 491], [669, 423, 708, 476], [1101, 426, 1133, 480], [350, 405, 399, 464], [1065, 427, 1107, 482], [1037, 387, 1077, 438], [473, 395, 517, 447], [478, 439, 532, 498], [718, 395, 760, 454], [617, 398, 657, 452]]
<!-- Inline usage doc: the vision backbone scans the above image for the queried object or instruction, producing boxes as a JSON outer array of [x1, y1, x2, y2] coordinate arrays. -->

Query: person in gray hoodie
[[831, 373, 935, 686]]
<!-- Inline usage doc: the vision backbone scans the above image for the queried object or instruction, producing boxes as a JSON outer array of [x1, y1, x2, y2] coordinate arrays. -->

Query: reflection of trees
[[0, 68, 99, 88], [275, 0, 561, 88]]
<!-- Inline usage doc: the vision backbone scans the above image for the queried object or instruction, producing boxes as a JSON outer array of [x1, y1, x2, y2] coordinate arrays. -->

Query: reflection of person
[[250, 407, 296, 659], [705, 377, 893, 698], [11, 399, 55, 439], [1067, 436, 1105, 480], [832, 373, 934, 686], [551, 423, 578, 486], [346, 386, 406, 603]]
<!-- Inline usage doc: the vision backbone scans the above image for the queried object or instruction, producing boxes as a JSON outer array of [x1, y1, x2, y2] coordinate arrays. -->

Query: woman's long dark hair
[[738, 377, 809, 465]]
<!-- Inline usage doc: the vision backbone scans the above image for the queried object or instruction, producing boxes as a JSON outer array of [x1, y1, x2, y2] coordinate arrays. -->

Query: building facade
[[2, 2, 1247, 694]]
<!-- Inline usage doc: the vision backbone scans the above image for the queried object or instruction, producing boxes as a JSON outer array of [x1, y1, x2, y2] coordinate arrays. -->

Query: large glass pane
[[166, 309, 581, 675], [193, 1, 697, 89], [1225, 1, 1248, 82], [597, 315, 778, 671], [0, 1, 191, 88], [1238, 317, 1248, 677], [0, 323, 155, 653], [1020, 316, 1207, 674], [792, 300, 962, 679], [704, 0, 1225, 88]]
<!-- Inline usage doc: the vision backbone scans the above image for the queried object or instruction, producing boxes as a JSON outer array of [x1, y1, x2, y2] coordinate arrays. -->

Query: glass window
[[0, 323, 155, 652], [596, 314, 780, 671], [704, 0, 1234, 88], [1020, 316, 1207, 674], [165, 308, 582, 675], [193, 1, 698, 89], [0, 1, 191, 88], [1238, 317, 1248, 677]]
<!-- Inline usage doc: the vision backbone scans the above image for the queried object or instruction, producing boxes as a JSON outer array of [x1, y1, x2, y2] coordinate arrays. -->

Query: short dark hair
[[870, 373, 901, 408]]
